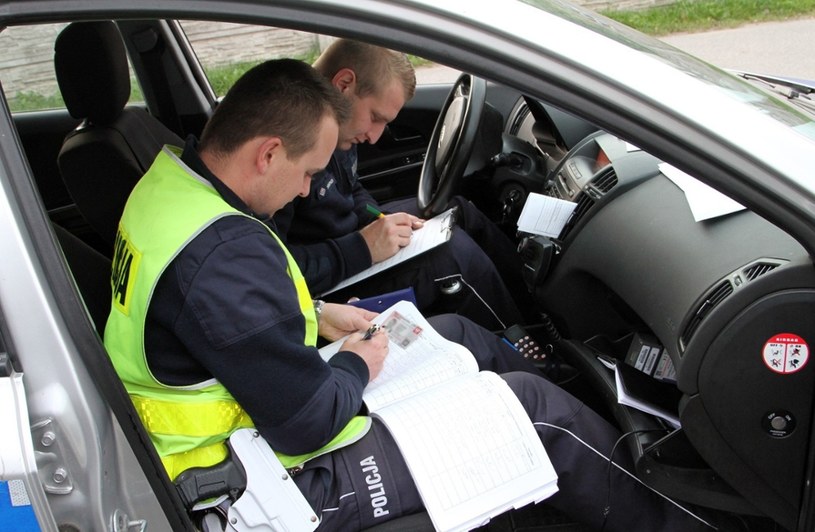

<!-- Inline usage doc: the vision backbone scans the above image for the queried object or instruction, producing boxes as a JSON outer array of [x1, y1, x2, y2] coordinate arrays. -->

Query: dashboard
[[497, 94, 815, 529]]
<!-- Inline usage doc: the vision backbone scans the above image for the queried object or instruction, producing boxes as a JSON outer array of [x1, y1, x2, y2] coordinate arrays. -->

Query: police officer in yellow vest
[[104, 59, 718, 531]]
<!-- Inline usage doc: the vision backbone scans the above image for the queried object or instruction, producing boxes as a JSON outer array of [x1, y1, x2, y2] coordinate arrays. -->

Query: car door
[[355, 84, 450, 204]]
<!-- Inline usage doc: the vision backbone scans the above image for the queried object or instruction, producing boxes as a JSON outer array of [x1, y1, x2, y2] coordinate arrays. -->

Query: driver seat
[[54, 20, 183, 252]]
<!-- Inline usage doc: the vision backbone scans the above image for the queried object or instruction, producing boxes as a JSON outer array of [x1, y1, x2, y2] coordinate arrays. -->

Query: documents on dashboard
[[318, 207, 456, 296], [516, 192, 577, 238], [319, 300, 558, 532], [659, 162, 745, 222]]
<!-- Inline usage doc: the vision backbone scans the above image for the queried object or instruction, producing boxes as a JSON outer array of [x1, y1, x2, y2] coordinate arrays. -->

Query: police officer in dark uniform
[[273, 39, 537, 330], [106, 59, 717, 532]]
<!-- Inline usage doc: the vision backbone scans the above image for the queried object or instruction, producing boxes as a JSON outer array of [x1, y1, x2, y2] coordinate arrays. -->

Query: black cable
[[599, 428, 667, 531]]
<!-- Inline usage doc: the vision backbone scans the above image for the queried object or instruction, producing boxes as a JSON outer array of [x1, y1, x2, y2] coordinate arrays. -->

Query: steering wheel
[[417, 74, 487, 217]]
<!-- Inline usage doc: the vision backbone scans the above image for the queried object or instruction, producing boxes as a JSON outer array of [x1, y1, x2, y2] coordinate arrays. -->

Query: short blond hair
[[200, 59, 349, 159], [313, 39, 416, 101]]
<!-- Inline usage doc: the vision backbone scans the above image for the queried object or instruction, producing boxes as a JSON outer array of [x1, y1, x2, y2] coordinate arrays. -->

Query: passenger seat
[[54, 20, 183, 252], [53, 223, 112, 334]]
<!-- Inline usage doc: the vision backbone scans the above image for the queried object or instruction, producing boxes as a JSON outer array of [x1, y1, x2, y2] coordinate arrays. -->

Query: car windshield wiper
[[737, 72, 815, 117]]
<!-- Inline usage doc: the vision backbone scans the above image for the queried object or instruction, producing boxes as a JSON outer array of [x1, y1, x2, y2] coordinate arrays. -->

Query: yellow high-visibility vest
[[104, 146, 369, 480]]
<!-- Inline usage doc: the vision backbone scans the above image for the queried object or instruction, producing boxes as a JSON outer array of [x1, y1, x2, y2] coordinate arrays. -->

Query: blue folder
[[347, 287, 417, 313]]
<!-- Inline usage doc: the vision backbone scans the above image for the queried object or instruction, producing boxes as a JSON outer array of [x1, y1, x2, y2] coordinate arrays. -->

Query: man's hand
[[359, 212, 424, 263], [340, 329, 389, 381], [318, 303, 378, 341]]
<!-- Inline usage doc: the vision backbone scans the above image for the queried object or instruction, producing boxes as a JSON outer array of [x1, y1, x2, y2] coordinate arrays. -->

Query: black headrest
[[54, 21, 131, 125]]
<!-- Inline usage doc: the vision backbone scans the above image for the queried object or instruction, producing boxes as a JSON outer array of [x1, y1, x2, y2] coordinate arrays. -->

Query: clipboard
[[319, 207, 457, 296]]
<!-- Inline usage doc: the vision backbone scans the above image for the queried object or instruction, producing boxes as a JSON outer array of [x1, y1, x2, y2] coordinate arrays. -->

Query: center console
[[520, 132, 815, 530]]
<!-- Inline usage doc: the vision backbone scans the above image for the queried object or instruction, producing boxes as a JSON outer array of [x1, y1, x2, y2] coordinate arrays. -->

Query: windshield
[[735, 72, 815, 123], [520, 0, 815, 142]]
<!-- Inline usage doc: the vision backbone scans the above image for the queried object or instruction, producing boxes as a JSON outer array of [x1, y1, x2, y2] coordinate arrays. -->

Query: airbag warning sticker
[[763, 334, 809, 374]]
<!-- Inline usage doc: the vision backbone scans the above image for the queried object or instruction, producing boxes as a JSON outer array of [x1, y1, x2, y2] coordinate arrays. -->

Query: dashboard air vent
[[743, 261, 779, 281], [558, 167, 617, 240], [571, 194, 594, 224], [681, 280, 734, 350], [558, 194, 593, 240], [509, 103, 530, 136], [591, 167, 618, 194], [680, 258, 787, 350]]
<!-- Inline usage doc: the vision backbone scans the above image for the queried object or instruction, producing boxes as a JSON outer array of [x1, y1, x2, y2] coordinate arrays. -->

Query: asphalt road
[[661, 17, 815, 80], [416, 17, 815, 83]]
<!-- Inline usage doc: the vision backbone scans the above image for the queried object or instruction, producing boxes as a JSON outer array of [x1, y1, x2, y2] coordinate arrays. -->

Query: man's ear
[[256, 136, 284, 174], [332, 68, 357, 94]]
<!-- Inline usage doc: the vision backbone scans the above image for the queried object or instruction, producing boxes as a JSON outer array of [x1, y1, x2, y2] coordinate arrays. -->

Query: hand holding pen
[[340, 323, 389, 380], [366, 204, 386, 219], [360, 205, 424, 262], [366, 204, 424, 228]]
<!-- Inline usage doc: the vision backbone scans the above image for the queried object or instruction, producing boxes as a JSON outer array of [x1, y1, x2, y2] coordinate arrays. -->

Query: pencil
[[366, 204, 385, 219]]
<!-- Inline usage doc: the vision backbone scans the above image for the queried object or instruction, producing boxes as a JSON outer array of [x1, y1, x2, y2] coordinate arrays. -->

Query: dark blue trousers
[[327, 197, 529, 330], [294, 316, 715, 531]]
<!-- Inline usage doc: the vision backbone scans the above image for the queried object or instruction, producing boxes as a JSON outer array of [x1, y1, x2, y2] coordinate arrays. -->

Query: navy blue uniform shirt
[[274, 147, 377, 293], [143, 137, 369, 456]]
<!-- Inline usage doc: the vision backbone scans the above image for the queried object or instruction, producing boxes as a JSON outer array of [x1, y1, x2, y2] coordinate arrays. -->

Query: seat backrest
[[54, 20, 183, 252], [53, 223, 112, 334]]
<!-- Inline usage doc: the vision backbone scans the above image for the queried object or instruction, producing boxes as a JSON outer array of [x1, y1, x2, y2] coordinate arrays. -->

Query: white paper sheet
[[659, 163, 745, 222], [319, 301, 559, 531], [374, 371, 558, 532], [516, 192, 577, 238], [320, 208, 456, 296]]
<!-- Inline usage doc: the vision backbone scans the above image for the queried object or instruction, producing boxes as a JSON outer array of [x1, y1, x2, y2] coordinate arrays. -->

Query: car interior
[[54, 20, 184, 250], [5, 14, 811, 532]]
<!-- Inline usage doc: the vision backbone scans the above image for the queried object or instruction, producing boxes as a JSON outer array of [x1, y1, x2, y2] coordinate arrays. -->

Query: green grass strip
[[602, 0, 815, 35]]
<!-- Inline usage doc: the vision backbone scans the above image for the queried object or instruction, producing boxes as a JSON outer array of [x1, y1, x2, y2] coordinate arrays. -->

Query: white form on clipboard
[[320, 207, 456, 296]]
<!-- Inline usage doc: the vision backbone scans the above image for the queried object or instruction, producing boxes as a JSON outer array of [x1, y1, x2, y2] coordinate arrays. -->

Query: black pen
[[362, 324, 381, 340]]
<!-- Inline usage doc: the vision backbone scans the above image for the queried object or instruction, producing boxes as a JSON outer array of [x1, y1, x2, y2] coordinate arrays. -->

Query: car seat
[[53, 223, 112, 334], [54, 20, 183, 252]]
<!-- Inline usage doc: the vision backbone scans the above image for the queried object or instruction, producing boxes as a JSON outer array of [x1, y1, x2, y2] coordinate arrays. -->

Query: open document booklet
[[319, 300, 558, 532], [318, 207, 456, 296]]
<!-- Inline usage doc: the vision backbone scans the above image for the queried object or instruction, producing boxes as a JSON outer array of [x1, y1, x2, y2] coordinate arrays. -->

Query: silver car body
[[1, 0, 814, 530]]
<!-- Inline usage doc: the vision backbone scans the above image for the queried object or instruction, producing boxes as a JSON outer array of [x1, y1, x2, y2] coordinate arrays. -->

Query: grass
[[204, 50, 429, 97], [9, 1, 810, 110], [205, 60, 265, 96], [601, 0, 815, 36], [9, 91, 65, 111], [9, 79, 144, 113], [11, 46, 431, 111]]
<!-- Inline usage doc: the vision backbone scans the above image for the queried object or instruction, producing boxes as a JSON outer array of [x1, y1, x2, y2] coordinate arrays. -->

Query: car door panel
[[357, 84, 450, 203]]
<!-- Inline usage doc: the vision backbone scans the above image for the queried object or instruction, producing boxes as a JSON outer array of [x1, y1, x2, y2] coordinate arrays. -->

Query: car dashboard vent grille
[[680, 281, 733, 350], [744, 261, 780, 280], [680, 259, 787, 350], [570, 195, 594, 226], [592, 166, 618, 193], [559, 167, 617, 240]]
